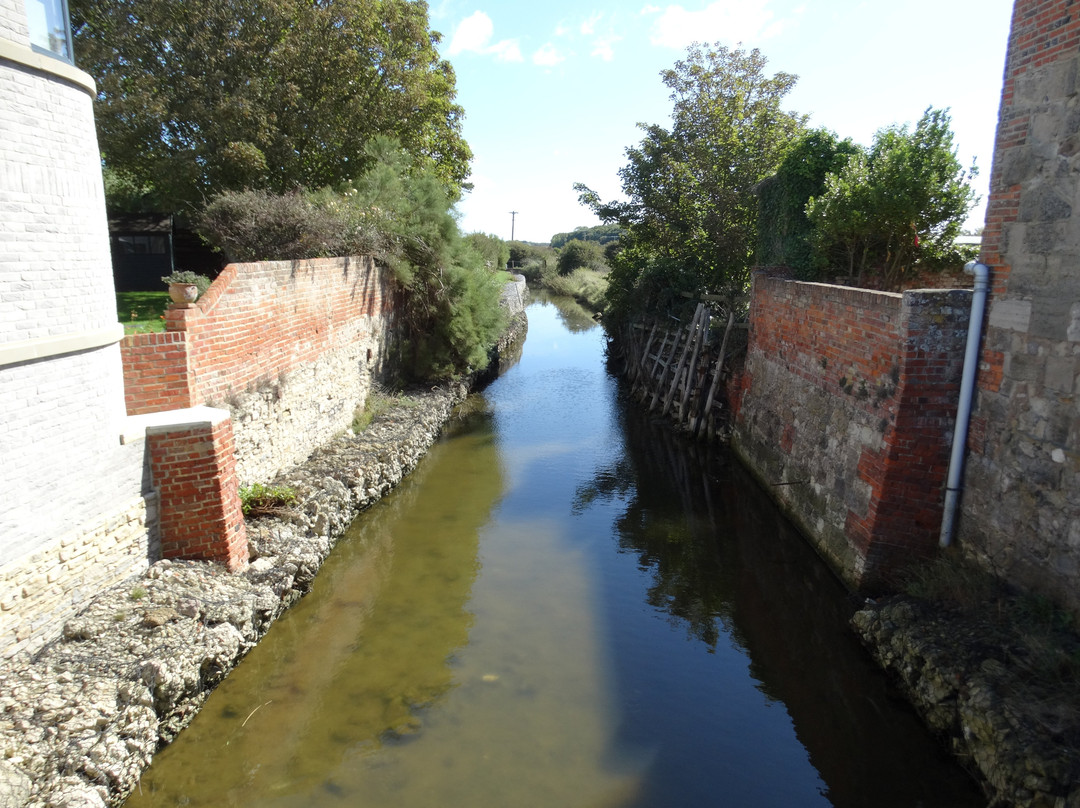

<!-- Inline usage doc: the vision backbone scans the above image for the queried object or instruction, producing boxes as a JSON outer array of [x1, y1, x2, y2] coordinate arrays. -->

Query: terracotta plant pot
[[168, 282, 199, 306]]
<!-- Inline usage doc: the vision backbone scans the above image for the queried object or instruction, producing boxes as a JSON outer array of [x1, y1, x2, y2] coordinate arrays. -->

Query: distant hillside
[[550, 224, 622, 248]]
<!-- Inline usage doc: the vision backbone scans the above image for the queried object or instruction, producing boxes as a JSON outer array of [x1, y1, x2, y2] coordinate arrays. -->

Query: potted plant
[[162, 270, 211, 306]]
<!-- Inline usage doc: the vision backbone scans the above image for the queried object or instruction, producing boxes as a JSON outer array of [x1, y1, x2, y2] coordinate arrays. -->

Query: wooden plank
[[661, 303, 704, 416], [695, 311, 735, 439], [678, 308, 710, 423]]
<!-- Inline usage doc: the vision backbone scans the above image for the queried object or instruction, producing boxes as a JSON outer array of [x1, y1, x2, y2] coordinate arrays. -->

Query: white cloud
[[580, 12, 603, 36], [490, 39, 524, 62], [447, 11, 523, 61], [647, 1, 787, 48], [591, 33, 622, 61], [532, 43, 566, 67]]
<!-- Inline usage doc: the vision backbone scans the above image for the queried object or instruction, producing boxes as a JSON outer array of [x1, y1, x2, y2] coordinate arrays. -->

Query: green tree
[[576, 44, 805, 322], [755, 128, 860, 277], [550, 224, 622, 249], [71, 0, 472, 213], [197, 139, 503, 382], [807, 108, 977, 288], [463, 232, 510, 270], [556, 240, 604, 275]]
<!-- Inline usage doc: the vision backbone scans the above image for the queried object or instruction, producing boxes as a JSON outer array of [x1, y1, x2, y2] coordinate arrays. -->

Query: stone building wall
[[960, 0, 1080, 613], [733, 273, 971, 589], [0, 6, 152, 657]]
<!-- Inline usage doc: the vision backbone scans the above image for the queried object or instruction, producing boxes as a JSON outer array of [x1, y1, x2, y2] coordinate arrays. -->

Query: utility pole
[[509, 210, 518, 242]]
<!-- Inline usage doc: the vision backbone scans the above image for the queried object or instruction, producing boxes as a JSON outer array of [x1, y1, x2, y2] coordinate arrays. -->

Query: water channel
[[125, 293, 983, 808]]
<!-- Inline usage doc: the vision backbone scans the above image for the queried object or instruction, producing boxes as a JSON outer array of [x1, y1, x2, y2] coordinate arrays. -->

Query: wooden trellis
[[620, 297, 745, 441]]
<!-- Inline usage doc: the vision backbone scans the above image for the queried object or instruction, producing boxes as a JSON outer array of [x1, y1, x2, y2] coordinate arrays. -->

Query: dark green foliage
[[463, 232, 510, 271], [197, 139, 504, 382], [556, 240, 604, 275], [756, 129, 860, 278], [550, 224, 622, 249], [507, 241, 531, 269], [806, 108, 977, 289], [197, 190, 357, 262], [71, 0, 472, 213], [576, 44, 805, 324]]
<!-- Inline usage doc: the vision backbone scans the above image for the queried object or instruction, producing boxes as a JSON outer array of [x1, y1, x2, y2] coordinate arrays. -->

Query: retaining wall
[[122, 256, 396, 485], [732, 273, 972, 588]]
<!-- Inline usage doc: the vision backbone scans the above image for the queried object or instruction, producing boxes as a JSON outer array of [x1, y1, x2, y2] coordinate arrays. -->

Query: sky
[[429, 0, 1017, 245]]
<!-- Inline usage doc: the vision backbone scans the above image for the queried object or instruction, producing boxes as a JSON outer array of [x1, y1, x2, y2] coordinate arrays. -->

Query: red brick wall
[[120, 331, 193, 415], [123, 256, 392, 414], [146, 412, 248, 570], [734, 273, 971, 588]]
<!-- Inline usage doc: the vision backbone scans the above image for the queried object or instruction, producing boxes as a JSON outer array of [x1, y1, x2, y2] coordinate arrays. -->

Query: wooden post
[[662, 304, 704, 416], [695, 310, 735, 439]]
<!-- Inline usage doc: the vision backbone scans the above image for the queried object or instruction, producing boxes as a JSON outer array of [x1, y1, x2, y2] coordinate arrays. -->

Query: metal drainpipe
[[939, 260, 990, 548]]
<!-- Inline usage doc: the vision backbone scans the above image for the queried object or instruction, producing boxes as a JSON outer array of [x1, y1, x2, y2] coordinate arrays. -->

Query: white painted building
[[1, 0, 154, 658]]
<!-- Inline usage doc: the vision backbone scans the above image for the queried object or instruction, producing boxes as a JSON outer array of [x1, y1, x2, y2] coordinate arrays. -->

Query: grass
[[352, 387, 420, 434], [899, 549, 1080, 689], [117, 291, 170, 334]]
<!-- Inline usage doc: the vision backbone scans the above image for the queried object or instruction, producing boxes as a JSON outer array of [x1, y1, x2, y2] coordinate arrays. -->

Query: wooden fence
[[616, 296, 747, 440]]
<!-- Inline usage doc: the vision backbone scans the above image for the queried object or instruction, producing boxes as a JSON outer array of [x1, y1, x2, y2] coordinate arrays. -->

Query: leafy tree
[[557, 240, 604, 275], [576, 44, 805, 322], [71, 0, 472, 213], [463, 232, 510, 271], [550, 224, 622, 249], [507, 241, 531, 268], [755, 128, 860, 277], [807, 108, 977, 289], [197, 139, 503, 382]]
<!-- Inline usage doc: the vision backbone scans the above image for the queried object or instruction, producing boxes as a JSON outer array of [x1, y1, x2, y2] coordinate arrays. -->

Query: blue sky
[[430, 0, 1016, 244]]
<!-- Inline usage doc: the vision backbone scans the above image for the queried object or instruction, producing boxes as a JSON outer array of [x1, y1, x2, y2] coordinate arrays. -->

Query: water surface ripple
[[126, 293, 982, 808]]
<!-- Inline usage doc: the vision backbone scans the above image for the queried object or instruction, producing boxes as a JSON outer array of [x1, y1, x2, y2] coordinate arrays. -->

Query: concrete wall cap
[[123, 407, 231, 443]]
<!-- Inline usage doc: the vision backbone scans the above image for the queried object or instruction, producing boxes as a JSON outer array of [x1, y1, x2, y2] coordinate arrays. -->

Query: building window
[[26, 0, 73, 64]]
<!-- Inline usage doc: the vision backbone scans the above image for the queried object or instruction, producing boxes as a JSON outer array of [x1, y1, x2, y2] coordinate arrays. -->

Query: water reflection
[[126, 408, 503, 807], [573, 398, 983, 806], [124, 294, 982, 808]]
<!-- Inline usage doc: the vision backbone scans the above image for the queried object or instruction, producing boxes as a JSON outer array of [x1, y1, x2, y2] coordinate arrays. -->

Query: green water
[[126, 293, 983, 808]]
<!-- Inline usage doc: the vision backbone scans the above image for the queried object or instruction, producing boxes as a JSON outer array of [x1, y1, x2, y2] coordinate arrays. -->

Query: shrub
[[557, 240, 604, 275], [197, 190, 342, 262], [239, 483, 298, 516], [806, 108, 977, 289], [198, 138, 506, 382]]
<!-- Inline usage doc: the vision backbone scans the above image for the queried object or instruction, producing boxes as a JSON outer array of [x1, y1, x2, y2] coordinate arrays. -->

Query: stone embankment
[[853, 598, 1080, 808], [0, 382, 471, 808]]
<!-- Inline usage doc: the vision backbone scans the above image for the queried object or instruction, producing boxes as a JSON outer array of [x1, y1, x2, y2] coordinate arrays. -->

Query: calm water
[[126, 293, 983, 808]]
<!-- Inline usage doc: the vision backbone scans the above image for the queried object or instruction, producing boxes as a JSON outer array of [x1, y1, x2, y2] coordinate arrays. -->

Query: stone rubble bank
[[0, 382, 470, 808], [853, 598, 1080, 808]]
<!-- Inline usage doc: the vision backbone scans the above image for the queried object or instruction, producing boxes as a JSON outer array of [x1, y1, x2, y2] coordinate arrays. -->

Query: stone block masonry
[[733, 272, 971, 589], [959, 0, 1080, 616]]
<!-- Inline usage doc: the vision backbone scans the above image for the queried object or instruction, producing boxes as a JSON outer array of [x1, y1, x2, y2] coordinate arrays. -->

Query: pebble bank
[[0, 323, 538, 808]]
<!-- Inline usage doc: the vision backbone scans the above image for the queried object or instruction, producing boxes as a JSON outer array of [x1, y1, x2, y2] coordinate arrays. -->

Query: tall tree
[[576, 44, 805, 321], [807, 107, 977, 289], [71, 0, 472, 212]]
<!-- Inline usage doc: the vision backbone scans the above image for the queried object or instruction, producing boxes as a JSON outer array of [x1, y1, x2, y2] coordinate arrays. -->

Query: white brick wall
[[0, 0, 29, 43], [1, 18, 143, 658], [0, 62, 115, 343]]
